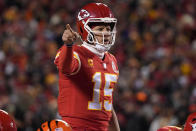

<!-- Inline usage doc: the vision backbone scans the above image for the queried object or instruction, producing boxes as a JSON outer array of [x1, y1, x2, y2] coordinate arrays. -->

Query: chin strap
[[94, 42, 111, 53], [87, 34, 111, 53]]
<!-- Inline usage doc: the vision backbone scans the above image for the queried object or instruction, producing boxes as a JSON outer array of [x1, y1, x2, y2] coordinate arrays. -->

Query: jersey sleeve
[[54, 45, 81, 75]]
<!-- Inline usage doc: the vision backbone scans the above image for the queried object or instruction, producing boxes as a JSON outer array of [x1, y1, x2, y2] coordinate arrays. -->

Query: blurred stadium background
[[0, 0, 195, 130]]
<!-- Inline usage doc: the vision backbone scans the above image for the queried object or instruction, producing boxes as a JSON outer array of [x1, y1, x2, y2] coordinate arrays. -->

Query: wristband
[[65, 43, 74, 47]]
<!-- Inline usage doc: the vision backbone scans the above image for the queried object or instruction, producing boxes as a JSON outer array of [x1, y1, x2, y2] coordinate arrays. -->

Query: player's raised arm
[[55, 24, 81, 75]]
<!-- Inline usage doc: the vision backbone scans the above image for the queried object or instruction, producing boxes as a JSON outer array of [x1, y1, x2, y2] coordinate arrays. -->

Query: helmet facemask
[[84, 18, 117, 52]]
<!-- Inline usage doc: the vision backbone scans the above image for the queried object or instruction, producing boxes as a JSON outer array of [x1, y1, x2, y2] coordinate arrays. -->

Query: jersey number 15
[[88, 72, 118, 111]]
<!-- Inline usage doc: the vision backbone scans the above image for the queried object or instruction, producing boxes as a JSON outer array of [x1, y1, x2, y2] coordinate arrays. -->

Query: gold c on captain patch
[[88, 58, 93, 67]]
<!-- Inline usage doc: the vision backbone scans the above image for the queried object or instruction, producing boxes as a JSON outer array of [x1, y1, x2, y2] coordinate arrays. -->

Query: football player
[[0, 109, 17, 131], [54, 2, 120, 131]]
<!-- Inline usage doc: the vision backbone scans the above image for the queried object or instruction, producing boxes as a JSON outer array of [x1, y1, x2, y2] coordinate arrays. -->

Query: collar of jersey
[[82, 41, 105, 59]]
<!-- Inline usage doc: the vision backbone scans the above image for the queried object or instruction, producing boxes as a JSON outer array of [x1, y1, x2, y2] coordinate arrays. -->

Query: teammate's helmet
[[184, 112, 196, 131], [77, 3, 117, 52], [0, 109, 17, 131], [157, 126, 182, 131], [37, 119, 72, 131]]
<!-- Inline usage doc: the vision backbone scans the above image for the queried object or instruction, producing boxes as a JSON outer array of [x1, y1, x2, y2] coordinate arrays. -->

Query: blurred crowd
[[0, 0, 195, 130]]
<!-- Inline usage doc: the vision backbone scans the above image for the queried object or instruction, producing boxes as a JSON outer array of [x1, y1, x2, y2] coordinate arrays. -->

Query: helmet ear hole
[[87, 33, 94, 43]]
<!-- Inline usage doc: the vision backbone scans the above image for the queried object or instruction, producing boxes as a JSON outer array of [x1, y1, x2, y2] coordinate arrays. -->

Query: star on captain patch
[[88, 59, 93, 67]]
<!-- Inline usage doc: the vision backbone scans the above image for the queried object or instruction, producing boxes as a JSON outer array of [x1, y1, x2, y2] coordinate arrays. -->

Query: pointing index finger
[[66, 24, 80, 38], [66, 24, 74, 33]]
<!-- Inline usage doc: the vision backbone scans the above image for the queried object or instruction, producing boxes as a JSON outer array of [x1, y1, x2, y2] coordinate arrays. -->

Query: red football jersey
[[54, 45, 119, 130]]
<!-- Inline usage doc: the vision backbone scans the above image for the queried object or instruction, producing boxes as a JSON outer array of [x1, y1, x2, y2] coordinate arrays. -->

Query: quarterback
[[54, 3, 120, 131]]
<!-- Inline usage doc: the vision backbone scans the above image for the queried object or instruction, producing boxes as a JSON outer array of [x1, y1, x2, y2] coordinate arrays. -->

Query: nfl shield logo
[[112, 61, 118, 73]]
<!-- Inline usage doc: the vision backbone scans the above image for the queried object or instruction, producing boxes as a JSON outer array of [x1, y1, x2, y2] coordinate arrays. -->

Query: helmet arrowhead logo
[[78, 9, 90, 21]]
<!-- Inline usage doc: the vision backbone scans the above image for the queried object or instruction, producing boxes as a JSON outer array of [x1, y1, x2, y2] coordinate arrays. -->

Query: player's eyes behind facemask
[[88, 22, 115, 32]]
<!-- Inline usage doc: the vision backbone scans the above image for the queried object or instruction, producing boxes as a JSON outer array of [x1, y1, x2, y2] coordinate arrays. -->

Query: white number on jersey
[[88, 72, 118, 111]]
